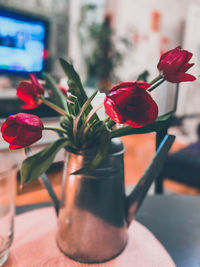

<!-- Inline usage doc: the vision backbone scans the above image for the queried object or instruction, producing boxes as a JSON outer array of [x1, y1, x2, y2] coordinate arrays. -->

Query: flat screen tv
[[0, 7, 49, 75]]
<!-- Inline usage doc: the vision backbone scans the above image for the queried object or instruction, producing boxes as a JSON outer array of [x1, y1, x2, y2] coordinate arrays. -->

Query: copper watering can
[[38, 134, 175, 263]]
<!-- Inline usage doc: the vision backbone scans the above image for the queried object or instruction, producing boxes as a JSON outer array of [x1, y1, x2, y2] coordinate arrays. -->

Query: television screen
[[0, 9, 48, 74]]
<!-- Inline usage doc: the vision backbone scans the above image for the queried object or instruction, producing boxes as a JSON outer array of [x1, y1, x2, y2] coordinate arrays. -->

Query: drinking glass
[[0, 155, 17, 266]]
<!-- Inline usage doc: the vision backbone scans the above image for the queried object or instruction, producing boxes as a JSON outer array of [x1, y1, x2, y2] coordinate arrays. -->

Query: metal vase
[[56, 135, 175, 263], [56, 138, 128, 263]]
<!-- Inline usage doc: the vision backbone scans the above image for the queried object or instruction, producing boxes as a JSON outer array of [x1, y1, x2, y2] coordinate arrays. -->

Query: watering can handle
[[126, 134, 175, 226], [24, 147, 60, 216]]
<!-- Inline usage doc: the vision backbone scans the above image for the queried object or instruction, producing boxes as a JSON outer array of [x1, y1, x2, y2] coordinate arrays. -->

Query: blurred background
[[1, 0, 200, 201]]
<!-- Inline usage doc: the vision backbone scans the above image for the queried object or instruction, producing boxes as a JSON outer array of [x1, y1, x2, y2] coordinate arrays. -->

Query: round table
[[5, 207, 175, 267]]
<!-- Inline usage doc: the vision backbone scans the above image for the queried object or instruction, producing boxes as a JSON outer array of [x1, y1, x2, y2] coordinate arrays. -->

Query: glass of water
[[0, 155, 17, 266]]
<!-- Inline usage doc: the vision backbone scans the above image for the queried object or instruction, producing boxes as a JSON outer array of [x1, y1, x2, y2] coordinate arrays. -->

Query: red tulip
[[157, 46, 196, 83], [16, 74, 44, 109], [59, 85, 68, 97], [104, 82, 158, 128], [1, 113, 44, 149], [48, 85, 68, 98]]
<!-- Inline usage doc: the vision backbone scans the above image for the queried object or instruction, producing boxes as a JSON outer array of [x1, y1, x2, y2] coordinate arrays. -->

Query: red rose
[[1, 113, 44, 149], [157, 46, 196, 83], [16, 74, 44, 109], [104, 82, 158, 128]]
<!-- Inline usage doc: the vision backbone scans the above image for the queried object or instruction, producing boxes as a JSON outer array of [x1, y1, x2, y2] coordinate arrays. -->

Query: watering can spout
[[125, 134, 175, 226]]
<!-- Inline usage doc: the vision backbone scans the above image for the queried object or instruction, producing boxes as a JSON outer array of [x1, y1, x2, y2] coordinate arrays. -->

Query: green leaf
[[60, 59, 88, 105], [60, 59, 100, 123], [21, 138, 70, 185], [43, 73, 68, 112], [111, 118, 172, 138], [81, 119, 99, 145], [67, 94, 81, 116], [77, 101, 104, 142], [72, 130, 111, 175], [67, 79, 86, 107], [60, 115, 74, 130], [73, 90, 98, 140], [155, 111, 173, 122]]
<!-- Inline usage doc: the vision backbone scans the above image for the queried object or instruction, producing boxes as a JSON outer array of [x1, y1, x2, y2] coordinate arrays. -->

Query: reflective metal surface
[[57, 139, 128, 263], [56, 135, 175, 263]]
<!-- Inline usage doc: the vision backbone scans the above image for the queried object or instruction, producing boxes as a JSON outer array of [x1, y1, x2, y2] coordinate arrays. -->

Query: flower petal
[[16, 113, 44, 130], [104, 98, 125, 123], [30, 74, 45, 95], [1, 115, 17, 133], [9, 144, 23, 150], [181, 62, 194, 72], [1, 113, 44, 150], [16, 82, 39, 109], [157, 46, 195, 83], [164, 72, 196, 83], [105, 82, 158, 127], [124, 91, 158, 127], [10, 126, 42, 148], [16, 76, 44, 109]]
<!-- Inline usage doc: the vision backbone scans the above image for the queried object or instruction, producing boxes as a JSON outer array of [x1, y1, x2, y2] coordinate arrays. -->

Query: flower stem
[[42, 98, 67, 116], [111, 126, 135, 138], [107, 119, 116, 129], [111, 125, 157, 138], [148, 78, 165, 92], [149, 74, 163, 85], [102, 116, 111, 124]]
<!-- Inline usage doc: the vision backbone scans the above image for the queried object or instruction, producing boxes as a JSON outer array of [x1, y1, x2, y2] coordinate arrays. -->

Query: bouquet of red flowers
[[1, 46, 196, 185]]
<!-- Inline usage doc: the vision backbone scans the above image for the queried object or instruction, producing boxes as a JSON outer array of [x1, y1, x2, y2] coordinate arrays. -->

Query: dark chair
[[155, 123, 200, 193]]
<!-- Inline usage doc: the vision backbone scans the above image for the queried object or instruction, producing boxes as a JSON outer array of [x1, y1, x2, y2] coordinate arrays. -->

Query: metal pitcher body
[[56, 135, 175, 263], [56, 138, 128, 263]]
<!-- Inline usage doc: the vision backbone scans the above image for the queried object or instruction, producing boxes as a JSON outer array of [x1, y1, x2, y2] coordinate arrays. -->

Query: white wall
[[106, 0, 200, 141]]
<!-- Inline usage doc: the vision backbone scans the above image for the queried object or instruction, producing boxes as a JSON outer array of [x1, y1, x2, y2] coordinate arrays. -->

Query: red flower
[[1, 113, 44, 149], [48, 85, 68, 98], [16, 74, 44, 109], [104, 82, 158, 128], [157, 46, 196, 83], [59, 85, 68, 97]]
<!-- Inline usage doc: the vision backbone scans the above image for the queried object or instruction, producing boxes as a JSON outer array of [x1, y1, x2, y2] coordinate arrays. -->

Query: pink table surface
[[5, 207, 175, 267]]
